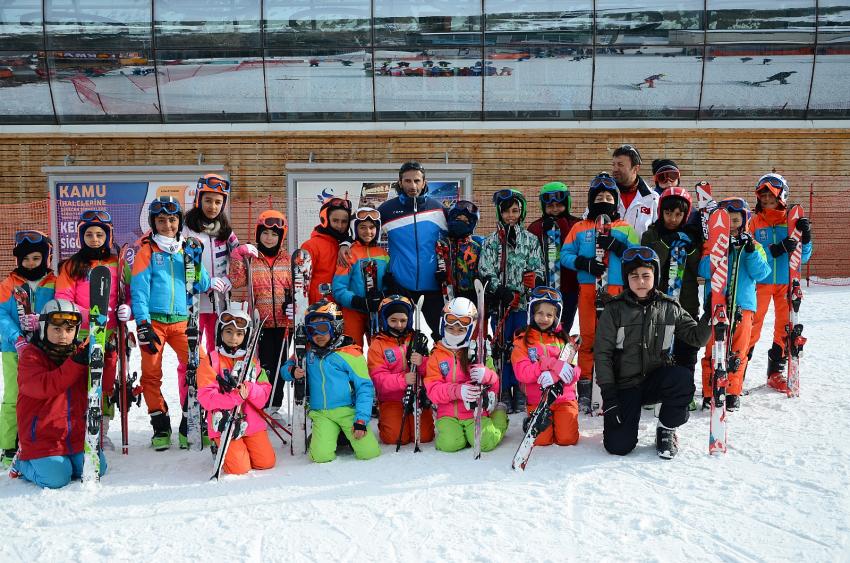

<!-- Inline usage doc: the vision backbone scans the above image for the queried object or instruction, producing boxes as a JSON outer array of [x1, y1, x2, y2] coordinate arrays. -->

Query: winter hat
[[652, 159, 679, 176]]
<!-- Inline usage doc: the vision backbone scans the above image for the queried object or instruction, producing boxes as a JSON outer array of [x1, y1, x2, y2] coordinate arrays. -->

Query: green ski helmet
[[539, 181, 571, 214], [492, 188, 527, 225]]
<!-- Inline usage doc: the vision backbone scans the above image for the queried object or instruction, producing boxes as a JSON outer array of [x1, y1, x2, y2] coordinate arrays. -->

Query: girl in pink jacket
[[197, 307, 275, 476]]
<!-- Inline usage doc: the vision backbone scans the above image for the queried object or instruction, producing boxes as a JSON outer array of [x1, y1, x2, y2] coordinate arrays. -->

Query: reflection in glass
[[483, 1, 592, 43], [374, 47, 482, 119], [0, 0, 44, 50], [374, 0, 480, 46], [264, 0, 371, 47], [0, 51, 54, 123], [45, 0, 152, 50], [47, 50, 160, 122], [596, 0, 703, 46], [266, 48, 372, 120], [819, 2, 850, 43], [593, 47, 702, 118], [154, 0, 261, 49], [807, 44, 850, 117], [707, 1, 816, 43], [700, 44, 813, 117], [484, 46, 591, 118], [156, 51, 266, 121]]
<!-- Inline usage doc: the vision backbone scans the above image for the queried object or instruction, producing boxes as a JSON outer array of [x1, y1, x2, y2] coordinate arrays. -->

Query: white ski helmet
[[215, 305, 252, 352], [440, 297, 477, 349], [39, 299, 82, 342]]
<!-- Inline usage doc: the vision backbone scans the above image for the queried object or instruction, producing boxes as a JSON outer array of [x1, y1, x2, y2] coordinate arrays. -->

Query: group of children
[[0, 165, 812, 488]]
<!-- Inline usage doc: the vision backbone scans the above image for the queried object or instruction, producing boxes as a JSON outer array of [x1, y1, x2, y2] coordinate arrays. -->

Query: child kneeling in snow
[[282, 300, 380, 463], [198, 307, 275, 475], [424, 297, 508, 453], [12, 300, 107, 488]]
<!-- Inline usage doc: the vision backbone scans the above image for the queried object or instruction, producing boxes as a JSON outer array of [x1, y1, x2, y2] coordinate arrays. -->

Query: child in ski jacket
[[332, 206, 388, 347], [0, 231, 56, 466], [746, 173, 814, 392], [699, 198, 771, 409], [198, 307, 275, 476], [511, 286, 580, 447], [302, 198, 352, 304], [435, 200, 483, 304], [366, 295, 432, 446], [12, 299, 107, 488], [130, 196, 215, 451], [229, 210, 292, 414], [424, 297, 508, 453], [282, 300, 380, 463]]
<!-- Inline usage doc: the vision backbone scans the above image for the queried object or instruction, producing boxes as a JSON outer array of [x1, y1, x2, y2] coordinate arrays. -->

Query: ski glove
[[19, 313, 39, 333], [768, 237, 798, 258], [71, 340, 90, 365], [596, 234, 627, 257], [537, 370, 555, 388], [232, 243, 258, 260], [522, 270, 538, 289], [574, 256, 606, 277], [555, 361, 578, 385], [285, 303, 294, 321], [469, 364, 496, 385], [217, 371, 238, 394], [116, 304, 132, 322], [211, 277, 232, 294], [737, 232, 756, 253], [351, 295, 368, 313], [353, 419, 368, 433], [459, 384, 481, 403], [136, 321, 161, 354], [14, 336, 28, 354], [797, 217, 812, 244]]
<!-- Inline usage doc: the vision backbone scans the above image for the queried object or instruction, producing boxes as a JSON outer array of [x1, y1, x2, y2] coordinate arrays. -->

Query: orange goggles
[[444, 313, 473, 327]]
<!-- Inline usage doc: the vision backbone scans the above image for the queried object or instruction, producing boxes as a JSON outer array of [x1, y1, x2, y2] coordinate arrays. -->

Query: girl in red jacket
[[12, 300, 107, 488], [366, 295, 432, 445], [511, 286, 580, 447], [301, 198, 352, 304]]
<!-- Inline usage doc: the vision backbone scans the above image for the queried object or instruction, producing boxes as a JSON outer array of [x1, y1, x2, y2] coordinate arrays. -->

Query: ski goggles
[[444, 313, 474, 328], [452, 200, 479, 216], [622, 246, 658, 264], [654, 168, 680, 185], [540, 191, 569, 205], [258, 215, 285, 229], [14, 230, 48, 245], [219, 312, 249, 330], [757, 176, 784, 193], [354, 207, 380, 222], [322, 197, 352, 211], [149, 199, 181, 215], [617, 144, 642, 164], [590, 175, 618, 191], [719, 198, 748, 213], [43, 311, 82, 328], [530, 286, 562, 301], [80, 209, 112, 223], [492, 189, 520, 205], [306, 320, 334, 337], [197, 175, 231, 194]]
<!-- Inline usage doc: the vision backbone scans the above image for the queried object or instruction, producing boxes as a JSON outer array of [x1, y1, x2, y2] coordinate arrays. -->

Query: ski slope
[[2, 284, 849, 561]]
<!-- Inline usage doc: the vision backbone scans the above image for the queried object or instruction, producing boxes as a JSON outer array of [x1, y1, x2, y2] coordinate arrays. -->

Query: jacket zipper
[[319, 357, 328, 410]]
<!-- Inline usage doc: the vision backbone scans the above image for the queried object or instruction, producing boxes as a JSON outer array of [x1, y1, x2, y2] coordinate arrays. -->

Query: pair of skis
[[784, 205, 806, 398], [183, 239, 205, 452], [435, 239, 455, 305], [289, 249, 311, 456], [541, 218, 561, 288], [586, 214, 611, 416], [396, 295, 426, 453]]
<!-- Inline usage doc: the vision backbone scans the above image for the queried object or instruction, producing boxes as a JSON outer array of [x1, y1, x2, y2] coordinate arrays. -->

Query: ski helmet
[[148, 196, 183, 232], [304, 300, 344, 341], [651, 159, 680, 188], [38, 299, 82, 342], [492, 188, 527, 225], [621, 246, 660, 287], [539, 182, 572, 214], [439, 297, 477, 350], [755, 173, 788, 209], [13, 230, 53, 270], [588, 173, 620, 208], [76, 209, 113, 250], [255, 209, 287, 253], [194, 173, 230, 209], [658, 186, 692, 218], [447, 200, 479, 237], [215, 306, 252, 353], [378, 294, 414, 336], [718, 197, 752, 224], [527, 286, 563, 331], [318, 197, 352, 230], [352, 206, 381, 243]]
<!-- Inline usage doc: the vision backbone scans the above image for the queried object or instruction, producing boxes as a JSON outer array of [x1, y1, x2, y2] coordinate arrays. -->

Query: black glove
[[353, 419, 368, 433], [217, 370, 238, 394], [597, 234, 627, 257], [601, 389, 622, 426], [383, 272, 397, 292], [737, 232, 756, 253], [575, 255, 606, 277], [797, 217, 811, 244], [496, 287, 518, 308], [351, 295, 368, 313], [136, 321, 161, 354], [367, 294, 382, 314], [434, 269, 447, 284], [769, 237, 797, 258], [71, 341, 89, 365], [411, 330, 430, 356]]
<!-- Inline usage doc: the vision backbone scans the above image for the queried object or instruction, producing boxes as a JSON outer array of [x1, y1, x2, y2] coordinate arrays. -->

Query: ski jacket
[[367, 332, 428, 402], [748, 211, 813, 285], [698, 242, 771, 313], [560, 219, 639, 287], [55, 256, 124, 333], [527, 215, 580, 297], [0, 272, 55, 352], [15, 343, 88, 460], [479, 226, 544, 309], [595, 290, 711, 393], [198, 350, 271, 440], [436, 234, 484, 298], [379, 192, 447, 292], [183, 227, 240, 314], [641, 223, 703, 319], [230, 248, 292, 329], [301, 228, 343, 304], [511, 328, 577, 406], [129, 235, 211, 324], [332, 241, 389, 312], [424, 341, 499, 421], [282, 344, 374, 423], [618, 177, 659, 237]]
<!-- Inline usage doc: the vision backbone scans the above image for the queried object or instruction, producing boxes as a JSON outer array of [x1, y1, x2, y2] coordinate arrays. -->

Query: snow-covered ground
[[2, 284, 849, 561]]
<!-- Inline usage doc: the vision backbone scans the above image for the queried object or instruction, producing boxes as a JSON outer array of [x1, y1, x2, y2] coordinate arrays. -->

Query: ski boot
[[178, 414, 212, 449], [766, 343, 789, 393], [726, 394, 741, 412], [490, 402, 509, 434], [500, 387, 516, 414], [577, 379, 592, 414], [0, 448, 16, 469], [656, 425, 678, 459], [688, 396, 698, 412], [150, 411, 172, 451], [513, 387, 527, 414], [701, 396, 711, 411], [100, 417, 115, 451]]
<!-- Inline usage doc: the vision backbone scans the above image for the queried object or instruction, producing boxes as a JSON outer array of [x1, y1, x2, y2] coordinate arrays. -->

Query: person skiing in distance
[[229, 210, 293, 415], [435, 200, 484, 303], [302, 197, 353, 304], [698, 198, 770, 410], [561, 174, 638, 410], [511, 286, 580, 447], [197, 307, 275, 476], [366, 295, 433, 445], [610, 144, 659, 237], [595, 247, 711, 459], [11, 299, 107, 487], [651, 159, 681, 196], [130, 196, 215, 451], [746, 173, 813, 392], [527, 181, 581, 331], [281, 300, 381, 463], [332, 206, 389, 347], [424, 298, 508, 453], [0, 231, 56, 467]]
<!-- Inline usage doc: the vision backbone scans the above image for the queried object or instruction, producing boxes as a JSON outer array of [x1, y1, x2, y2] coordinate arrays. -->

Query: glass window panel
[[156, 50, 266, 121], [483, 1, 592, 43], [0, 0, 44, 50], [44, 0, 152, 50], [707, 0, 816, 43], [374, 46, 482, 119], [0, 51, 54, 123], [484, 46, 591, 119], [374, 0, 480, 47], [818, 2, 850, 43], [807, 44, 850, 117], [596, 1, 703, 46], [264, 0, 371, 48], [46, 50, 160, 122], [700, 44, 812, 117], [592, 46, 702, 118], [154, 0, 261, 49], [266, 47, 373, 120]]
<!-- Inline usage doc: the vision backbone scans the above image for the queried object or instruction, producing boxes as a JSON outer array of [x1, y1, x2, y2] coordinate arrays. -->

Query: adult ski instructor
[[610, 144, 659, 237]]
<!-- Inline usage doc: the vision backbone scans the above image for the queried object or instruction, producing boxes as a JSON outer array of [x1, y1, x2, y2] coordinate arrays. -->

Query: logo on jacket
[[384, 349, 397, 364], [584, 231, 594, 242], [528, 348, 539, 362], [640, 206, 651, 215], [439, 361, 450, 376], [124, 246, 135, 266], [153, 253, 165, 266]]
